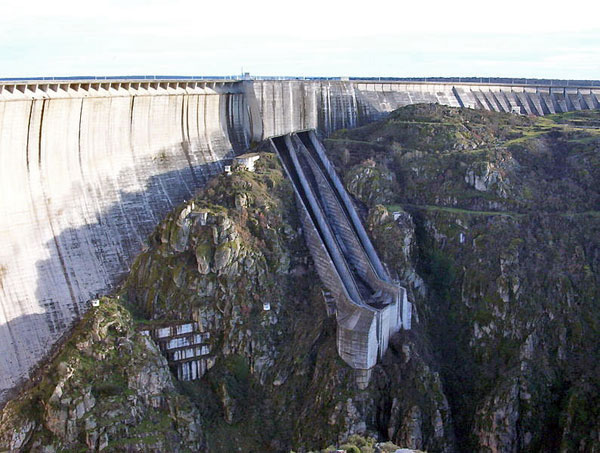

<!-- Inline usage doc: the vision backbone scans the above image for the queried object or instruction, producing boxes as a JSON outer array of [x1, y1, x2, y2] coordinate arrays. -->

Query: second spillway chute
[[270, 130, 412, 387]]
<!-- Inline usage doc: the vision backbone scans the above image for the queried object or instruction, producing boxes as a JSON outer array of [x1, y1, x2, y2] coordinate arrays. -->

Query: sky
[[1, 0, 599, 80]]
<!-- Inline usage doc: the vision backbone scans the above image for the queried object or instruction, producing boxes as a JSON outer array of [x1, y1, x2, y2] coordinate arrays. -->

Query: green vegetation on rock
[[327, 104, 600, 214], [326, 105, 600, 452], [3, 106, 599, 452], [0, 298, 204, 452]]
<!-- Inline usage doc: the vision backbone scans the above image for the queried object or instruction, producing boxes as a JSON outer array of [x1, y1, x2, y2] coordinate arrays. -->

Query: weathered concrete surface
[[270, 131, 410, 379], [0, 82, 251, 403], [0, 78, 598, 404], [252, 80, 600, 136]]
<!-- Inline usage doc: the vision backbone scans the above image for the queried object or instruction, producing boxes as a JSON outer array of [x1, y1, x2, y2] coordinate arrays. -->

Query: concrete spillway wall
[[0, 78, 598, 403], [271, 131, 411, 386]]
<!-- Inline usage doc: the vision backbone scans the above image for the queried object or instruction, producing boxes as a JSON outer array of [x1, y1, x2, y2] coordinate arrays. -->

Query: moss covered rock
[[325, 106, 600, 452], [0, 298, 204, 452]]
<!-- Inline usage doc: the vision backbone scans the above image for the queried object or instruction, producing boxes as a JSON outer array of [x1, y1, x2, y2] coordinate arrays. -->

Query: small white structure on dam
[[234, 152, 261, 171], [0, 76, 598, 403]]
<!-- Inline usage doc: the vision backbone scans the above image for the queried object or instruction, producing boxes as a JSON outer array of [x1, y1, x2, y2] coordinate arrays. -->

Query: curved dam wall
[[0, 78, 598, 403], [0, 81, 251, 402]]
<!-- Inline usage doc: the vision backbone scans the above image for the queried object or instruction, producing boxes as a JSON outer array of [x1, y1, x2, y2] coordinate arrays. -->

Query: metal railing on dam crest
[[2, 74, 600, 87]]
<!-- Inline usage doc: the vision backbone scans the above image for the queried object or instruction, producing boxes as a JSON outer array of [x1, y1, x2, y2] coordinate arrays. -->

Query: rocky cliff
[[122, 153, 453, 452], [0, 152, 450, 452], [0, 298, 204, 452], [325, 105, 600, 452], [1, 105, 599, 452]]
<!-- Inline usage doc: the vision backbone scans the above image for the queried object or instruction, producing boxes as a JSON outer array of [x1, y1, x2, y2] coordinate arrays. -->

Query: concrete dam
[[1, 77, 599, 402]]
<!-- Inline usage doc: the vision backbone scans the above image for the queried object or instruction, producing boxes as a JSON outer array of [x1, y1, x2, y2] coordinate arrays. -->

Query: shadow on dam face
[[0, 151, 238, 406]]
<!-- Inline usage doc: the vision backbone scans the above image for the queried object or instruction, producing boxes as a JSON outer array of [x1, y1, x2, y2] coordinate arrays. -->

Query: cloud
[[1, 0, 599, 78]]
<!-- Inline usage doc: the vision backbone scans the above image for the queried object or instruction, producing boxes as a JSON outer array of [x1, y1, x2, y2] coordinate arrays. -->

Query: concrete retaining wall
[[271, 132, 410, 382], [140, 322, 213, 381], [252, 80, 600, 138]]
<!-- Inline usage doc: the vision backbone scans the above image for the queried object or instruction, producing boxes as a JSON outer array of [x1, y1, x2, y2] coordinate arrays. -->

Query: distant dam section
[[0, 77, 598, 403]]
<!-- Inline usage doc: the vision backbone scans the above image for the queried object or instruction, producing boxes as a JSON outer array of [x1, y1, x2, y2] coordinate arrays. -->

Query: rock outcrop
[[3, 105, 599, 452], [325, 105, 600, 452], [0, 299, 204, 452], [123, 152, 454, 451]]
